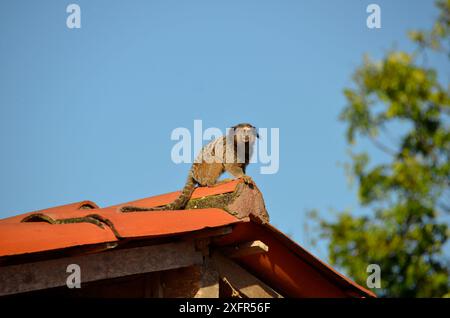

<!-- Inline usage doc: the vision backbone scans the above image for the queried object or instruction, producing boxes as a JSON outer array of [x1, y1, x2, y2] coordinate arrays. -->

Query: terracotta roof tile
[[96, 207, 240, 239], [0, 222, 117, 257], [0, 200, 98, 224], [108, 179, 241, 209]]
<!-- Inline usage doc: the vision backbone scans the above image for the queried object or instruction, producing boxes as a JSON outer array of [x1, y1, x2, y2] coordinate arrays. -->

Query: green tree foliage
[[314, 1, 450, 297]]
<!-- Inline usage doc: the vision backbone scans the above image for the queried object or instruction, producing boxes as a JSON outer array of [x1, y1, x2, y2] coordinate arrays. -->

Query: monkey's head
[[231, 123, 259, 144]]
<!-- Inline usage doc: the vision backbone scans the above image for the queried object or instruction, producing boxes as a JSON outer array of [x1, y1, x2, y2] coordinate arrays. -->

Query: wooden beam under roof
[[0, 240, 202, 296]]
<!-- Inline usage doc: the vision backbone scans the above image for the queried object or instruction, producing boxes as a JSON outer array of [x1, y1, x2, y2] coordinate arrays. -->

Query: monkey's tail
[[120, 171, 196, 212]]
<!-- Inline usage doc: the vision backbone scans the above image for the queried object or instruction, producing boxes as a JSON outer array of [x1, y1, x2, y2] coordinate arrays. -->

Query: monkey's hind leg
[[223, 163, 253, 184], [193, 162, 224, 187]]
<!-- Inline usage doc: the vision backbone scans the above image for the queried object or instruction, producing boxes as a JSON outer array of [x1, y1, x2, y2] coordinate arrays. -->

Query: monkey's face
[[232, 123, 258, 144]]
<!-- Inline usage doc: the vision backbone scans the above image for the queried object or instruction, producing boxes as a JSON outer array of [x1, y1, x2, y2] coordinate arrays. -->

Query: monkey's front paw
[[241, 175, 253, 184]]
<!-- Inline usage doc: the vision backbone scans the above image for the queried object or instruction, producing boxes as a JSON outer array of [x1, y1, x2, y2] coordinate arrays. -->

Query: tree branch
[[369, 135, 398, 157]]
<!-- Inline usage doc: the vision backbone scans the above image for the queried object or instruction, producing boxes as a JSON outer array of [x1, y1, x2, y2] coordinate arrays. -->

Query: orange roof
[[0, 181, 242, 258], [0, 179, 375, 298]]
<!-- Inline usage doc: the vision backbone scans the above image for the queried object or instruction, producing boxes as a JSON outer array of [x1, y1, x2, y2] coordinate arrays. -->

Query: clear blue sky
[[0, 1, 447, 261]]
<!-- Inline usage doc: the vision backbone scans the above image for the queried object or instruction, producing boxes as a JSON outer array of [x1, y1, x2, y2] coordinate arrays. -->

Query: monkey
[[19, 123, 258, 229], [120, 123, 259, 212]]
